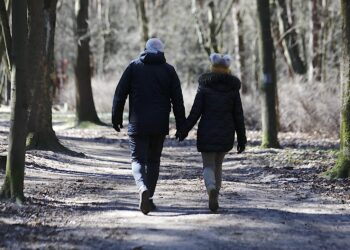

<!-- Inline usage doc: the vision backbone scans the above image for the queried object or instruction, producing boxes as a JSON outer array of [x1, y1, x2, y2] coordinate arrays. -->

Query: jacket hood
[[139, 51, 166, 64], [198, 72, 241, 92]]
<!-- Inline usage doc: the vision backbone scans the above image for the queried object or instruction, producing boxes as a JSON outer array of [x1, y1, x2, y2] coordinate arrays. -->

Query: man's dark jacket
[[182, 72, 247, 152], [112, 51, 186, 135]]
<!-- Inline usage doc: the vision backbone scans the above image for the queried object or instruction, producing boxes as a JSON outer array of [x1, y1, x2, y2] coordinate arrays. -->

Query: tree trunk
[[75, 0, 102, 125], [208, 1, 219, 53], [328, 6, 340, 84], [232, 0, 247, 93], [96, 0, 104, 76], [256, 0, 280, 148], [26, 0, 73, 153], [0, 0, 11, 72], [328, 0, 350, 178], [0, 152, 6, 171], [309, 0, 322, 82], [5, 68, 10, 104], [102, 0, 112, 67], [0, 0, 28, 202], [277, 0, 306, 75], [320, 0, 330, 82], [270, 0, 294, 78], [0, 0, 11, 104], [134, 0, 149, 48], [192, 0, 211, 56], [192, 0, 235, 56]]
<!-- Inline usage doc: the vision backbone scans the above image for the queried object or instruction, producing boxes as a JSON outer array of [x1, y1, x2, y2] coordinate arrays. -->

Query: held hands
[[175, 130, 188, 142], [113, 123, 123, 132], [237, 144, 245, 154]]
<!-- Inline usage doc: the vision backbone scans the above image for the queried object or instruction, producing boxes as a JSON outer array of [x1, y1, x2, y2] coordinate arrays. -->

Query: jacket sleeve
[[112, 64, 132, 126], [183, 86, 204, 133], [170, 68, 186, 130], [233, 90, 247, 146]]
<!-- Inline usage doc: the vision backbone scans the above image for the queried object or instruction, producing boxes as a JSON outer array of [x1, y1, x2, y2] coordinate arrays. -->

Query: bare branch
[[0, 0, 11, 72], [191, 0, 210, 56], [215, 0, 236, 36]]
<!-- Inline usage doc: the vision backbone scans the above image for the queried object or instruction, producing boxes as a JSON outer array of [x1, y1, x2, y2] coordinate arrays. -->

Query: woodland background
[[0, 0, 338, 134], [1, 1, 350, 249]]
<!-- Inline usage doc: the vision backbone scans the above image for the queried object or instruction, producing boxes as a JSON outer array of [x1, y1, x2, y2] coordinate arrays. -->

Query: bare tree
[[0, 0, 28, 202], [95, 0, 110, 76], [133, 0, 149, 48], [75, 0, 103, 125], [277, 0, 306, 75], [0, 0, 11, 104], [309, 0, 322, 81], [232, 0, 247, 93], [0, 0, 11, 71], [328, 0, 350, 178], [256, 0, 280, 148], [26, 0, 77, 153], [191, 0, 235, 56], [270, 0, 294, 78]]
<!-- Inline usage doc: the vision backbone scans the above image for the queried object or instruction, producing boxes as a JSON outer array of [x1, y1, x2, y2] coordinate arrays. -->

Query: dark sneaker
[[139, 189, 151, 215], [149, 199, 157, 211], [208, 189, 219, 212]]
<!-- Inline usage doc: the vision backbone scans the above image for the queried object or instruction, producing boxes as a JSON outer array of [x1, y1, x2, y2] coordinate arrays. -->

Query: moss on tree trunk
[[327, 0, 350, 178]]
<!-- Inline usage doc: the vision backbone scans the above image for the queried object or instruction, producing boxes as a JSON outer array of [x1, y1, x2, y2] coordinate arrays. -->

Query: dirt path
[[1, 127, 350, 250]]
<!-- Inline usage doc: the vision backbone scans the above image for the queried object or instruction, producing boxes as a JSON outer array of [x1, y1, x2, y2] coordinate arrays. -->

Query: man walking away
[[112, 38, 186, 215]]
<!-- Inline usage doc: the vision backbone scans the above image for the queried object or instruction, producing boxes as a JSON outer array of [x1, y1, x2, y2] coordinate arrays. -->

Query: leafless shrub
[[278, 78, 339, 136]]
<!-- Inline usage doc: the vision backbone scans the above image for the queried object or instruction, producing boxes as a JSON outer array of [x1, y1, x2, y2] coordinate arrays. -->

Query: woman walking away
[[176, 53, 247, 212]]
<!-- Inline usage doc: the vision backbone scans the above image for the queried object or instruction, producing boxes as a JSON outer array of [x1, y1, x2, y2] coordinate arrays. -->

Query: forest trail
[[1, 126, 350, 250]]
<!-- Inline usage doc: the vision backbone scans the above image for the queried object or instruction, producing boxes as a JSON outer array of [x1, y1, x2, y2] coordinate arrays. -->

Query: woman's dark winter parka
[[181, 72, 247, 152]]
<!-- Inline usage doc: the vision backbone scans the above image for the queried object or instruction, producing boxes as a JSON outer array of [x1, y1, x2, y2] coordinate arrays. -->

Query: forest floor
[[0, 112, 350, 250]]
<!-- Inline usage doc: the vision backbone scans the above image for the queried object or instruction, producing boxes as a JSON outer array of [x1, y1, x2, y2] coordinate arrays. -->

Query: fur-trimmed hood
[[198, 72, 241, 92]]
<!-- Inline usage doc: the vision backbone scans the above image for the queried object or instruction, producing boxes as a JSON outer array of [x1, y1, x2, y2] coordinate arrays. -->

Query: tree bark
[[256, 0, 280, 148], [26, 0, 79, 155], [232, 0, 247, 93], [192, 0, 235, 56], [75, 0, 102, 125], [96, 0, 104, 76], [270, 0, 294, 78], [328, 0, 350, 178], [133, 0, 149, 48], [309, 0, 322, 82], [0, 0, 11, 72], [0, 0, 11, 104], [0, 152, 6, 171], [0, 0, 28, 202], [192, 0, 211, 56], [277, 0, 306, 75], [320, 0, 330, 82], [208, 1, 219, 53]]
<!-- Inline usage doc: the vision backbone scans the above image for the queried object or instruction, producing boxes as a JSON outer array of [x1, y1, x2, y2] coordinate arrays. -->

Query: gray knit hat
[[145, 38, 165, 53], [209, 53, 232, 67]]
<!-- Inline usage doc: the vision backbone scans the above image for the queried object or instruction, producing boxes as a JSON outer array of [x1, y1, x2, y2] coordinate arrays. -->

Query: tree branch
[[215, 0, 236, 36], [0, 0, 12, 72], [191, 0, 211, 56]]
